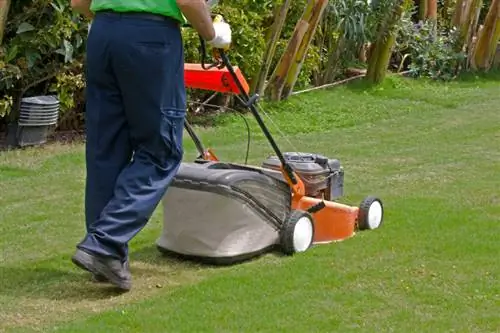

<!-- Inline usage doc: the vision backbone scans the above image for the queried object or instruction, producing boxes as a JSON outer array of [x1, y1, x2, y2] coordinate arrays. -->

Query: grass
[[1, 73, 499, 332]]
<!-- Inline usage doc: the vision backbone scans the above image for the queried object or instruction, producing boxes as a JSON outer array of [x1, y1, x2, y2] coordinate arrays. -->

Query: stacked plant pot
[[16, 95, 60, 147]]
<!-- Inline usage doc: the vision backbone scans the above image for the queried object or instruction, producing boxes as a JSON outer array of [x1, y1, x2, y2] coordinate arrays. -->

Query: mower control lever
[[195, 14, 302, 191], [199, 37, 225, 70], [198, 14, 228, 70]]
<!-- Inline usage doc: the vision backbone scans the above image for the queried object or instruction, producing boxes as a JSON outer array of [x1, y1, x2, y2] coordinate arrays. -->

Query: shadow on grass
[[144, 243, 282, 269], [0, 246, 200, 301], [0, 264, 127, 301], [0, 165, 34, 180], [454, 69, 500, 83], [131, 244, 213, 269], [0, 243, 282, 303], [342, 76, 378, 94], [342, 73, 422, 95], [343, 69, 500, 95]]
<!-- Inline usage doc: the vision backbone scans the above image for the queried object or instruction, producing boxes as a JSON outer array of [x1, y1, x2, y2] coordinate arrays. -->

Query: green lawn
[[1, 73, 499, 332]]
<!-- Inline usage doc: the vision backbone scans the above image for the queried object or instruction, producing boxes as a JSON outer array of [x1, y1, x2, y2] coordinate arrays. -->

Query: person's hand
[[207, 21, 232, 50]]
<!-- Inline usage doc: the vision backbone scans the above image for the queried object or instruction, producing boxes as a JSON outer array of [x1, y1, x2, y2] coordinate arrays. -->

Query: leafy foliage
[[184, 0, 273, 81], [395, 17, 466, 80], [1, 0, 486, 133], [1, 0, 322, 129], [0, 0, 88, 120], [315, 0, 372, 83]]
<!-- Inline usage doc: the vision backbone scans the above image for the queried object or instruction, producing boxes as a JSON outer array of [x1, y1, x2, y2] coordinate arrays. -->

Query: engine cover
[[261, 152, 344, 199]]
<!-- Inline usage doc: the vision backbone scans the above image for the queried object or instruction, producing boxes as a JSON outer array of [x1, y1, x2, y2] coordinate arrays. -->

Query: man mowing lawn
[[68, 0, 232, 291]]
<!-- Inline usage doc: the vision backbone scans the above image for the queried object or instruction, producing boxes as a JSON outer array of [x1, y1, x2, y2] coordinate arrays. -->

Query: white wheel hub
[[367, 200, 383, 229], [292, 216, 314, 252]]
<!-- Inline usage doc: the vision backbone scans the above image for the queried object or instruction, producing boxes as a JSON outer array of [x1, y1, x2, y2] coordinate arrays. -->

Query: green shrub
[[183, 0, 273, 80], [395, 18, 466, 80], [0, 0, 328, 129], [0, 0, 88, 122]]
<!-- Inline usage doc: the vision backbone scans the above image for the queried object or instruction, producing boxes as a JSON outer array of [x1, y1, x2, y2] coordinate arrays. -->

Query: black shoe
[[72, 249, 132, 291], [91, 260, 129, 283], [91, 273, 109, 283]]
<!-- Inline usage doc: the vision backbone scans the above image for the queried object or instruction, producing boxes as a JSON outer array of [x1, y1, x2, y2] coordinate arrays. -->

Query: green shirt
[[90, 0, 186, 24]]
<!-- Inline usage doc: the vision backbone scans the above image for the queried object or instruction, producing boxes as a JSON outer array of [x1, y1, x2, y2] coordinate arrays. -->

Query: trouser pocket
[[159, 108, 186, 165]]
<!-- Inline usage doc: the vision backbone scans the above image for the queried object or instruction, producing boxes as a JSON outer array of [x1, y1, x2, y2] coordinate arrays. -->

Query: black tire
[[280, 210, 315, 255], [357, 196, 384, 230]]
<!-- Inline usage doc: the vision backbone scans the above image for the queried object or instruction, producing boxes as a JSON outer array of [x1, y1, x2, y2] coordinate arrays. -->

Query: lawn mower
[[156, 10, 384, 265]]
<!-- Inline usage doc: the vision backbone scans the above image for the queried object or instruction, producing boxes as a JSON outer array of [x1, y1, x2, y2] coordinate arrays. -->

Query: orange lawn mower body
[[181, 63, 383, 244], [155, 26, 384, 264]]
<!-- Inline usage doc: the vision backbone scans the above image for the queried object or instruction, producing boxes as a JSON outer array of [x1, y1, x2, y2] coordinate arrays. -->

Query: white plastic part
[[367, 200, 383, 229], [292, 215, 314, 252]]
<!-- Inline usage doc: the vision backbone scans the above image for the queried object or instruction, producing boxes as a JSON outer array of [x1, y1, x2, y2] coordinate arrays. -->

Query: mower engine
[[261, 152, 344, 200]]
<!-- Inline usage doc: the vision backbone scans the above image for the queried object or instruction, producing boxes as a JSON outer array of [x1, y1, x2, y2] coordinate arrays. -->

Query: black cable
[[234, 95, 251, 165], [236, 111, 251, 165], [187, 99, 251, 165]]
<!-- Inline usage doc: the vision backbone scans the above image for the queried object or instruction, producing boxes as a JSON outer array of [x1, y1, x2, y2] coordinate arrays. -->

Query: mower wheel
[[357, 196, 384, 230], [280, 210, 315, 255]]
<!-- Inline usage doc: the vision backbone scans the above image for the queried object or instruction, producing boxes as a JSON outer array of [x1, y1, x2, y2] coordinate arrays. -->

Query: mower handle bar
[[196, 27, 298, 184]]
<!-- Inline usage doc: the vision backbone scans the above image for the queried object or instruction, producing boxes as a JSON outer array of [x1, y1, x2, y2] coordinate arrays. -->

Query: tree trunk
[[419, 0, 428, 20], [250, 0, 292, 97], [366, 33, 399, 83], [365, 0, 405, 84], [427, 0, 438, 21], [441, 0, 451, 28], [0, 0, 11, 45], [452, 0, 467, 27], [312, 13, 332, 85], [454, 0, 483, 53], [320, 36, 345, 85], [281, 0, 328, 98], [466, 0, 484, 66], [493, 42, 500, 68], [267, 1, 318, 101], [470, 0, 500, 70]]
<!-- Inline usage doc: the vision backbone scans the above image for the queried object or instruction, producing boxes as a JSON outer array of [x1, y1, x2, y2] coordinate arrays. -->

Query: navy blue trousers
[[77, 12, 186, 262]]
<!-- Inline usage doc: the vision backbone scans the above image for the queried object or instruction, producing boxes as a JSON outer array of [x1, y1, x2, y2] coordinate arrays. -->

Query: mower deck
[[295, 197, 359, 243]]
